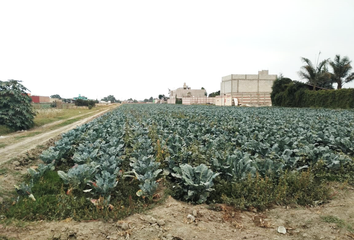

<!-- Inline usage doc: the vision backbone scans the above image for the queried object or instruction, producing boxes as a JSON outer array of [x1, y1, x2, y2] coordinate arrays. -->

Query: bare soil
[[1, 107, 354, 240], [0, 187, 353, 240]]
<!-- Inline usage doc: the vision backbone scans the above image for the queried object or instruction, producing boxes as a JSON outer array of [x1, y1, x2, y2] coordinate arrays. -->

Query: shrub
[[0, 80, 36, 131]]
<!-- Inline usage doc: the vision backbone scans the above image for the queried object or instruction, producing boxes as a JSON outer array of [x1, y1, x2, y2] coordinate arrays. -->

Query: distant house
[[73, 94, 88, 100], [169, 83, 206, 99], [30, 95, 50, 103]]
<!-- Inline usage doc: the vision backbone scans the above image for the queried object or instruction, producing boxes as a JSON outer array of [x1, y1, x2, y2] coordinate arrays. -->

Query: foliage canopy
[[0, 79, 36, 131], [299, 57, 333, 89], [329, 55, 354, 89]]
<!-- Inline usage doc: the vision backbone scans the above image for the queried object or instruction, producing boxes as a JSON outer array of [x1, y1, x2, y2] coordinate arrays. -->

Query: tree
[[299, 57, 332, 90], [271, 75, 292, 105], [201, 87, 208, 96], [208, 90, 220, 97], [329, 55, 354, 89], [50, 94, 61, 99], [0, 79, 36, 131], [75, 99, 96, 109], [101, 95, 117, 103], [143, 97, 153, 103]]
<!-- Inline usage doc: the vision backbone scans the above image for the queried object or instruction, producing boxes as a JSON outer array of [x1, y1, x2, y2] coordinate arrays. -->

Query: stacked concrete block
[[220, 70, 276, 106]]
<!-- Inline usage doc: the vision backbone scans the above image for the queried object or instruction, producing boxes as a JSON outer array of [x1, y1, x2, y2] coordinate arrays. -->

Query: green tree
[[101, 95, 117, 103], [271, 75, 292, 105], [0, 80, 36, 131], [299, 57, 332, 90], [329, 55, 354, 89], [201, 87, 207, 96], [50, 94, 61, 99], [74, 99, 96, 108], [208, 90, 220, 97]]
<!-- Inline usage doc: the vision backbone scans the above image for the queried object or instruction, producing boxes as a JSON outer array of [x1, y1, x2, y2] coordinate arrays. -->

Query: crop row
[[23, 104, 354, 204]]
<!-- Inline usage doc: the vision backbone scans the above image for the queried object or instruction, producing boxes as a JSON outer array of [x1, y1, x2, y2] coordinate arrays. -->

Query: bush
[[211, 170, 331, 210], [271, 77, 354, 109], [271, 77, 292, 105], [0, 80, 36, 130], [74, 99, 96, 108]]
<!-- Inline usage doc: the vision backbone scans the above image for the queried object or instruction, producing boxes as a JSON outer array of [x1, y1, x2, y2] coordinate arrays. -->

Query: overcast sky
[[1, 0, 354, 100]]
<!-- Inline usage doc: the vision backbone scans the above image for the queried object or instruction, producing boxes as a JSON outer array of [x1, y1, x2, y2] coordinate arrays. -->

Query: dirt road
[[0, 108, 112, 166]]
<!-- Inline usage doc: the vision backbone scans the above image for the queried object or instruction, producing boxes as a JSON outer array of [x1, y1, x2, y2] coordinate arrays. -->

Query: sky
[[1, 0, 354, 100]]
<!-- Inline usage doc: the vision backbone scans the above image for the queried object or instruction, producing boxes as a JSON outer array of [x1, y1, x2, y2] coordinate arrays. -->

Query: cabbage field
[[9, 104, 354, 219]]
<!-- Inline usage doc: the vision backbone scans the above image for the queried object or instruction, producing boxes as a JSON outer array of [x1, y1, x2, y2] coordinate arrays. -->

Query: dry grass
[[0, 105, 116, 136]]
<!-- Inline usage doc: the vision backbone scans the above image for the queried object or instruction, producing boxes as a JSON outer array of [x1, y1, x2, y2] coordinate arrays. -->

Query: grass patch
[[0, 170, 159, 221], [314, 160, 354, 185], [14, 132, 41, 140], [0, 168, 8, 175], [0, 235, 16, 240], [205, 170, 331, 211], [34, 108, 98, 127], [0, 105, 114, 136], [0, 143, 6, 148], [321, 215, 353, 232], [55, 117, 82, 128], [321, 215, 346, 228], [0, 126, 12, 136]]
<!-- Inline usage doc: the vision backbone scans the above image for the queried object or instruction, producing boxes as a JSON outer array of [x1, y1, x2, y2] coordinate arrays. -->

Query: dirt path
[[0, 108, 112, 166]]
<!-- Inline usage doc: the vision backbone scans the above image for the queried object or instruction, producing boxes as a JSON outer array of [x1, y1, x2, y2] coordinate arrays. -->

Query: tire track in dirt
[[0, 109, 112, 166]]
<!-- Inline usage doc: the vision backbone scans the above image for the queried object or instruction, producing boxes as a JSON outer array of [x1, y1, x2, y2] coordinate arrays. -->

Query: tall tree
[[0, 80, 36, 131], [101, 95, 117, 103], [329, 55, 354, 89], [299, 57, 332, 90], [50, 94, 61, 99]]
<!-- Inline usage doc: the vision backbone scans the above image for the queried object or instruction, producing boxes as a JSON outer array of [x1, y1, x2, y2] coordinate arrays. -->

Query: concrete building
[[169, 83, 206, 99], [219, 70, 277, 106]]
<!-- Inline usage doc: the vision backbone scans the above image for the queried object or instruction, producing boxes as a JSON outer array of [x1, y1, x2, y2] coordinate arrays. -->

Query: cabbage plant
[[172, 163, 219, 203]]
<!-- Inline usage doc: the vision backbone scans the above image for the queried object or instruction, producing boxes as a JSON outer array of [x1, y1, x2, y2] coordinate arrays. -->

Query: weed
[[0, 125, 12, 136], [208, 170, 331, 211], [14, 132, 41, 140], [0, 236, 12, 240], [313, 159, 354, 185], [321, 215, 354, 233], [0, 170, 159, 222], [321, 215, 345, 228], [0, 168, 7, 175]]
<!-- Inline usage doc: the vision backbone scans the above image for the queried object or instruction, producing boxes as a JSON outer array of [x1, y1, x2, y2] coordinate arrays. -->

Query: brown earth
[[0, 108, 354, 240], [0, 187, 353, 240]]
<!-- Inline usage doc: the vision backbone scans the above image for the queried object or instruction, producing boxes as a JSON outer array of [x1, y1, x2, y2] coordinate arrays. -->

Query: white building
[[169, 83, 206, 99], [219, 70, 277, 106]]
